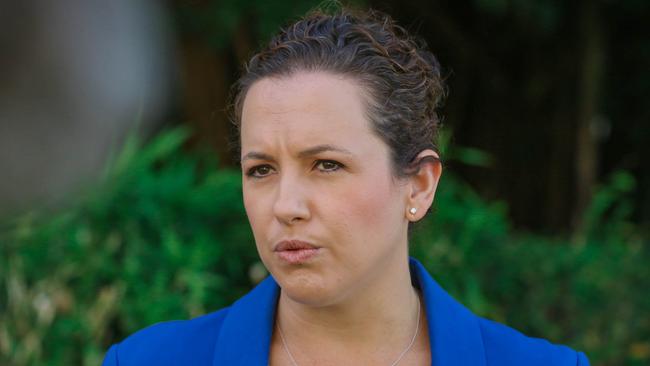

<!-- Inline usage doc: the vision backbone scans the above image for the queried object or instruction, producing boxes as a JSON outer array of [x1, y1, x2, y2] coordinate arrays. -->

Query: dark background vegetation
[[171, 0, 650, 233], [1, 0, 648, 365]]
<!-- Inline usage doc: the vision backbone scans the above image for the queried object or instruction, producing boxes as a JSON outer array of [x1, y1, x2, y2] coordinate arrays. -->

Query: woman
[[103, 8, 589, 366]]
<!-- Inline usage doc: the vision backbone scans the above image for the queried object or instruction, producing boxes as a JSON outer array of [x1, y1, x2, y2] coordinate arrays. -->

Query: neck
[[275, 252, 419, 352]]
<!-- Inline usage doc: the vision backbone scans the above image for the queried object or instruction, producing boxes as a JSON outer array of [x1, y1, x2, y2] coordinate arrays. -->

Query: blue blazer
[[102, 258, 589, 365]]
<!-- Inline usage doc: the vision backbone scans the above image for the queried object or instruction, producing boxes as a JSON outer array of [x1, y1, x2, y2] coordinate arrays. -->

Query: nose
[[272, 172, 310, 225]]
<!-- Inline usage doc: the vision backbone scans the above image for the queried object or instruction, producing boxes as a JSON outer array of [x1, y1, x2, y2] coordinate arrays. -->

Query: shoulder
[[102, 307, 230, 366], [478, 317, 590, 366]]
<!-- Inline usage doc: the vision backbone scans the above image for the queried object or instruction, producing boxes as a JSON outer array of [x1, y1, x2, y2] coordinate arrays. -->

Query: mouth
[[273, 240, 321, 264]]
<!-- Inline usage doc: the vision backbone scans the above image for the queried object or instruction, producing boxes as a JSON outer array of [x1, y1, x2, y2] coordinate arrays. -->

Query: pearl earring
[[409, 207, 417, 215]]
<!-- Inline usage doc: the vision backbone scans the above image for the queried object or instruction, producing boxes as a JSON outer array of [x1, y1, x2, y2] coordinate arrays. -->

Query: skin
[[240, 71, 441, 365]]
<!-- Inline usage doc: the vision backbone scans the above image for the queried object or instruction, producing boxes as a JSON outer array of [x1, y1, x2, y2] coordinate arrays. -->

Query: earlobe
[[407, 149, 442, 221]]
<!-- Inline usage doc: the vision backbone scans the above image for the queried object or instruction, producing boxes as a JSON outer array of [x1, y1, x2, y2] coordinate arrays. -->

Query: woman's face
[[240, 71, 411, 306]]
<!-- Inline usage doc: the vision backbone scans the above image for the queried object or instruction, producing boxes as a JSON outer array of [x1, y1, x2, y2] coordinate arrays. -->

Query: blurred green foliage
[[1, 129, 648, 365]]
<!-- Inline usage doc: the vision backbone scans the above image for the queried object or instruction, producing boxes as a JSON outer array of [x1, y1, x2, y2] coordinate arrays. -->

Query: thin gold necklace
[[276, 295, 421, 366]]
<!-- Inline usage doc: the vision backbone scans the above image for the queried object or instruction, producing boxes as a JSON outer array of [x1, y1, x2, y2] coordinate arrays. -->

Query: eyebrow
[[241, 144, 353, 163]]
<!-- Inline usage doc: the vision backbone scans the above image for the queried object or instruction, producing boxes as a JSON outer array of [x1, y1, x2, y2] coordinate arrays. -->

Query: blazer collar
[[213, 258, 486, 365], [410, 259, 487, 365]]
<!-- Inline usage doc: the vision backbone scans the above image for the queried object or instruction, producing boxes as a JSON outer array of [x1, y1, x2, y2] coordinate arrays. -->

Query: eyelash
[[245, 160, 344, 178]]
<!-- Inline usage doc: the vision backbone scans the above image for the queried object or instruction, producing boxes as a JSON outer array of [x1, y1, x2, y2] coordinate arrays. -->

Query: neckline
[[212, 257, 487, 366]]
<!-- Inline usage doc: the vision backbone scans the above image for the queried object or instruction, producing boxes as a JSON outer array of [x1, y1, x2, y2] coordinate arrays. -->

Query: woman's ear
[[406, 149, 442, 221]]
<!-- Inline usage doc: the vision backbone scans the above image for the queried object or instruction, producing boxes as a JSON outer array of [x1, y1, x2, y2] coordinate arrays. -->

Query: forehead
[[240, 71, 379, 152]]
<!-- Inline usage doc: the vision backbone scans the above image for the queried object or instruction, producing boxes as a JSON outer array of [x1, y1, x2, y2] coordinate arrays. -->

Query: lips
[[274, 240, 321, 264], [275, 240, 318, 251]]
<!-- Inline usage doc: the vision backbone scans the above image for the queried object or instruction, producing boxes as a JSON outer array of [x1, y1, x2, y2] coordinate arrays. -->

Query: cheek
[[328, 172, 402, 240], [242, 187, 267, 239]]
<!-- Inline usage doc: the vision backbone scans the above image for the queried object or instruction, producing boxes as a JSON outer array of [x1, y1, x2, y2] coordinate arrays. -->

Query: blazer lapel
[[410, 258, 487, 366], [212, 276, 279, 365]]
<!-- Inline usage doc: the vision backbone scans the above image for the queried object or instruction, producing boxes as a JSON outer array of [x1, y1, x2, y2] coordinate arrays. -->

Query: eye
[[246, 164, 275, 178], [315, 160, 343, 173]]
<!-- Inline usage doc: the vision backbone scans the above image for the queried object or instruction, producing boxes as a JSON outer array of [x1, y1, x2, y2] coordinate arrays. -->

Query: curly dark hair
[[230, 8, 445, 178]]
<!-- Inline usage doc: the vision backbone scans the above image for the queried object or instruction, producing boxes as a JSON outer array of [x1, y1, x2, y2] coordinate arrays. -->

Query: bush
[[1, 128, 648, 365], [412, 172, 650, 365]]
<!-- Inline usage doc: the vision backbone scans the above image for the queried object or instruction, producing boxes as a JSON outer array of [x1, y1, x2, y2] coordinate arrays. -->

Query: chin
[[272, 267, 339, 306]]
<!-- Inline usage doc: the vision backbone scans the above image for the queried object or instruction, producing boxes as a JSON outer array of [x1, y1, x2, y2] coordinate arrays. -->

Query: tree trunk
[[573, 0, 604, 232]]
